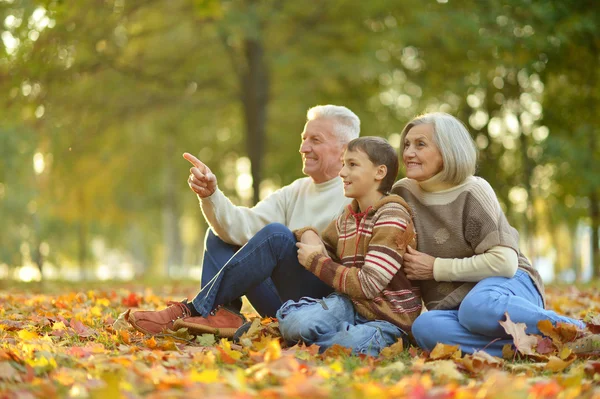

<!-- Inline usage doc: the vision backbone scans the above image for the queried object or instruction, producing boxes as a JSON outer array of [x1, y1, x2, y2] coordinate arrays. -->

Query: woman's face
[[403, 124, 444, 182]]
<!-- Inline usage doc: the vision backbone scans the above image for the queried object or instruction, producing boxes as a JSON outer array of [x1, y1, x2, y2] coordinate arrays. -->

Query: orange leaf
[[379, 339, 404, 359], [144, 336, 157, 349], [538, 319, 562, 344], [556, 322, 578, 343], [322, 344, 352, 359], [119, 329, 130, 345], [430, 343, 461, 360]]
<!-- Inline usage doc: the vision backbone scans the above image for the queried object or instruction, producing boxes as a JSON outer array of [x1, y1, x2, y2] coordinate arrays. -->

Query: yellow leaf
[[218, 338, 242, 361], [264, 339, 281, 362], [96, 298, 111, 307], [190, 369, 220, 383], [17, 330, 39, 341], [52, 321, 67, 331], [559, 346, 572, 359], [545, 355, 575, 372], [90, 306, 103, 318], [329, 360, 344, 373]]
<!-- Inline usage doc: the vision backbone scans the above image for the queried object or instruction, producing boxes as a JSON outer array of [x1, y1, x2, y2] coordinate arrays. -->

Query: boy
[[277, 137, 422, 356]]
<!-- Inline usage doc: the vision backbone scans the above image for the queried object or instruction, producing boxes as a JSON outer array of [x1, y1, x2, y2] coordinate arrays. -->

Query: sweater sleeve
[[433, 245, 518, 282], [200, 184, 291, 246], [305, 205, 414, 299]]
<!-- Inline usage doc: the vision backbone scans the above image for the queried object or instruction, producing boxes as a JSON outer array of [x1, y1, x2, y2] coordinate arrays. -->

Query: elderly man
[[127, 105, 360, 337]]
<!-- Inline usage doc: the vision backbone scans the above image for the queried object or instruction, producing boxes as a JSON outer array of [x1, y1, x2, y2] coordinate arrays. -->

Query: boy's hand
[[403, 245, 435, 280], [296, 242, 325, 268], [300, 231, 327, 255]]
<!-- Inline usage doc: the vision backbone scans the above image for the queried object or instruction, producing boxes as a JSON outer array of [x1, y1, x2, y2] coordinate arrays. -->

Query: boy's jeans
[[277, 292, 406, 356]]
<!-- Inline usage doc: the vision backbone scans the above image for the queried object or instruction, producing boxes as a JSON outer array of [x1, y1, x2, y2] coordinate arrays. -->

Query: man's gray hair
[[307, 105, 360, 144], [400, 112, 478, 185]]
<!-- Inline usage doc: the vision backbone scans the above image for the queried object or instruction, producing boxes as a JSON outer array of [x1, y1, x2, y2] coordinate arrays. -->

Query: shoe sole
[[566, 335, 600, 354], [173, 319, 238, 338]]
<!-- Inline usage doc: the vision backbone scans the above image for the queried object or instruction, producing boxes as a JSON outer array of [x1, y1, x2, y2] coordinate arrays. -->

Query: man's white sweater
[[200, 176, 350, 246]]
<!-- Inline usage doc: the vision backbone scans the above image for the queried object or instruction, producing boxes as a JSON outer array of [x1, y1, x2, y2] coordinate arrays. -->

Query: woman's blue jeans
[[191, 223, 333, 318], [412, 269, 585, 357], [277, 293, 406, 356]]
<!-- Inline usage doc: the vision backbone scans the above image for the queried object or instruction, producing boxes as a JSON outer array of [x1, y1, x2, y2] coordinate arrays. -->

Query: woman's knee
[[458, 291, 506, 336]]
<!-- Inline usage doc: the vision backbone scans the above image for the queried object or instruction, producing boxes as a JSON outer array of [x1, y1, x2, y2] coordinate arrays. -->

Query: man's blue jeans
[[412, 269, 585, 357], [277, 293, 406, 356], [191, 223, 333, 318]]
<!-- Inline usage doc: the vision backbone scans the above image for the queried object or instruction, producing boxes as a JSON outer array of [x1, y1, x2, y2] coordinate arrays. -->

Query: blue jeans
[[277, 293, 407, 356], [192, 223, 333, 318], [412, 269, 585, 357]]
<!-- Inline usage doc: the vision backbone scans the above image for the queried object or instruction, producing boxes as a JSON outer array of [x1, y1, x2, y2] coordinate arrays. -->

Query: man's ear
[[339, 145, 348, 162], [375, 165, 387, 181]]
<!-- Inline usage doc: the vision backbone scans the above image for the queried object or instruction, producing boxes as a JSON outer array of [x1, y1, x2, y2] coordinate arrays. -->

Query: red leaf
[[71, 320, 97, 338], [122, 292, 141, 308], [536, 337, 555, 355], [586, 314, 600, 334]]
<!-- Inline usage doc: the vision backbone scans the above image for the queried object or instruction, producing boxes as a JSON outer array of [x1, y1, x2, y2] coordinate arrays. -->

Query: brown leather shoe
[[173, 307, 246, 338], [565, 334, 600, 354], [126, 301, 191, 335]]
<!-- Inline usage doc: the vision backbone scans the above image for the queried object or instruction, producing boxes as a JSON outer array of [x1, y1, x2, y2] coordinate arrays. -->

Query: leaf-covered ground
[[1, 281, 600, 399]]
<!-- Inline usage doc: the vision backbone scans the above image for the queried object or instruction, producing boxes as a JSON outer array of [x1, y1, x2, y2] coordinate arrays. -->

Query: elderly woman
[[391, 112, 594, 357]]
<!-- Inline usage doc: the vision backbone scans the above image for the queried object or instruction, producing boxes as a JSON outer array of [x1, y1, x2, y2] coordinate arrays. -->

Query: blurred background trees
[[1, 0, 598, 282]]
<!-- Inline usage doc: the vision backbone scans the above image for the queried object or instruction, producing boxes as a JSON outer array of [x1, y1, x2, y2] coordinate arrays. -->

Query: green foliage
[[0, 0, 599, 277]]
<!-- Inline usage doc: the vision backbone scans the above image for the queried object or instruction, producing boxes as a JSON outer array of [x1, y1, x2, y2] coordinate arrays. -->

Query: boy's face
[[339, 149, 386, 199]]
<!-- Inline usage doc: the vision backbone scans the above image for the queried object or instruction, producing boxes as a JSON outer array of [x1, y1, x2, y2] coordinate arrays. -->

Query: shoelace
[[166, 301, 191, 322]]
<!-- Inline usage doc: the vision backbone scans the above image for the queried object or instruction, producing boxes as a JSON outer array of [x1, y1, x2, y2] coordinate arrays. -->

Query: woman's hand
[[296, 242, 325, 268], [403, 246, 436, 280]]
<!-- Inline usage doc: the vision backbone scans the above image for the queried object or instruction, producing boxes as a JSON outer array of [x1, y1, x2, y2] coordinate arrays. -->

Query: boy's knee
[[277, 299, 326, 343]]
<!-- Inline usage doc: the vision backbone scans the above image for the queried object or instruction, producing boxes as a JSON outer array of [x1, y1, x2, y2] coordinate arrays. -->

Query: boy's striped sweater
[[295, 194, 422, 332]]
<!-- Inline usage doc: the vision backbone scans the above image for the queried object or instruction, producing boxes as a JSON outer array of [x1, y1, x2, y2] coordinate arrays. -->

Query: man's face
[[299, 118, 345, 184]]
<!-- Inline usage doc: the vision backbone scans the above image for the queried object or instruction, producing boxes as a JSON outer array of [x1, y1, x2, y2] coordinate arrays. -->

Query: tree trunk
[[240, 36, 269, 205]]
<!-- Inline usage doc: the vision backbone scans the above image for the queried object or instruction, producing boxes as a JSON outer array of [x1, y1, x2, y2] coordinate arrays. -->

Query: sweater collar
[[313, 176, 342, 192], [347, 194, 408, 215], [417, 173, 459, 193]]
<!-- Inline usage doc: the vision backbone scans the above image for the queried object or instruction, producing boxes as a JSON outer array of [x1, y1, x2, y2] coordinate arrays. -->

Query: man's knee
[[260, 223, 294, 239]]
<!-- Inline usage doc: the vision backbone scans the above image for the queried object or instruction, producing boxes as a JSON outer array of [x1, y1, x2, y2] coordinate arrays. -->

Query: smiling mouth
[[406, 162, 421, 168]]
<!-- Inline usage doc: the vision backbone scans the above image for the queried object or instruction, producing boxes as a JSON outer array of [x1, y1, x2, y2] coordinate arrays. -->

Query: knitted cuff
[[293, 227, 320, 242]]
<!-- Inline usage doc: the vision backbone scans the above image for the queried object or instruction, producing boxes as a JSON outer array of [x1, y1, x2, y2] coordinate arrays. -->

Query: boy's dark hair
[[347, 136, 399, 194]]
